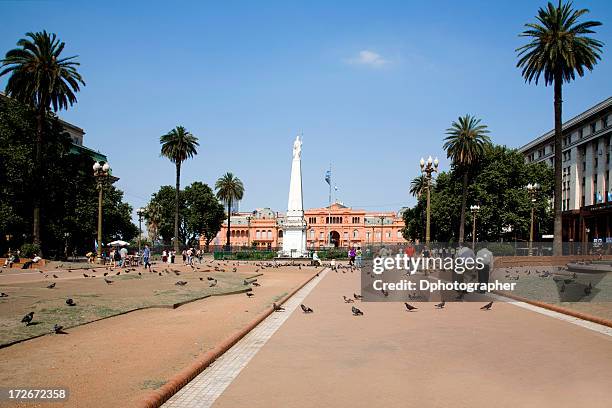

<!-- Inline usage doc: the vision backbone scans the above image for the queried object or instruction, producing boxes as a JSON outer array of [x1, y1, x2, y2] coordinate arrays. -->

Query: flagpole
[[327, 164, 331, 247]]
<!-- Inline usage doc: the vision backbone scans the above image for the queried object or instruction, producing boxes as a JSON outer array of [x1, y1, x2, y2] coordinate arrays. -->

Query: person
[[21, 254, 42, 269], [312, 251, 321, 266], [2, 252, 15, 268], [162, 250, 167, 263], [119, 246, 128, 267], [143, 245, 151, 271], [330, 258, 337, 271], [182, 249, 187, 264], [356, 247, 363, 268], [348, 247, 356, 266]]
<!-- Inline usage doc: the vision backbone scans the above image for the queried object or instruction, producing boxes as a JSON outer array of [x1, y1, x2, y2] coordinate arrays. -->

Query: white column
[[584, 142, 594, 206]]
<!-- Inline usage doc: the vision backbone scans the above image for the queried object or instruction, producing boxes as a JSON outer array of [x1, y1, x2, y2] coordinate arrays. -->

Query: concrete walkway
[[166, 269, 612, 408]]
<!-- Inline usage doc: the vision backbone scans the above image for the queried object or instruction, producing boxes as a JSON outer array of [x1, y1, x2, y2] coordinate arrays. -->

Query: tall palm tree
[[215, 173, 244, 249], [517, 0, 603, 255], [160, 126, 199, 251], [1, 31, 85, 250], [443, 114, 491, 245], [409, 175, 427, 198]]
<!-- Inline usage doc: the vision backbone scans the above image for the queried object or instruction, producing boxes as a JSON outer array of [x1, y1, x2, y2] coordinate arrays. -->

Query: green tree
[[160, 126, 199, 251], [0, 96, 136, 257], [443, 114, 491, 245], [184, 182, 225, 248], [409, 175, 427, 198], [1, 31, 85, 251], [215, 173, 244, 249], [147, 186, 186, 246], [516, 0, 603, 255]]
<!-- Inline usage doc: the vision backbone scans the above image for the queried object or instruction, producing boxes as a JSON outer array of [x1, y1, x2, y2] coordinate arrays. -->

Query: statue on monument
[[292, 135, 302, 160]]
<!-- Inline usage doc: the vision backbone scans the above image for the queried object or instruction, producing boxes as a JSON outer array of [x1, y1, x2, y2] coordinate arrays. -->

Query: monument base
[[280, 227, 307, 258]]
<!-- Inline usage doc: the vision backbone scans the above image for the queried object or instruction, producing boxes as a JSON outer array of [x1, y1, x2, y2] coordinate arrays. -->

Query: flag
[[325, 170, 331, 185], [94, 239, 98, 252], [334, 185, 338, 191]]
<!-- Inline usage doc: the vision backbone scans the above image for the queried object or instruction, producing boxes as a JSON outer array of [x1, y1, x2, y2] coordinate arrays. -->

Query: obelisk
[[281, 135, 307, 258]]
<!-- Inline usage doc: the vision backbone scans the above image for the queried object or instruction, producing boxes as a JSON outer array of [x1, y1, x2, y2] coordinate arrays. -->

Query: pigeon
[[353, 293, 363, 300], [104, 278, 114, 284], [22, 311, 34, 325], [0, 292, 8, 297], [351, 306, 364, 316], [53, 274, 59, 279], [53, 324, 65, 334], [199, 277, 204, 281], [243, 280, 250, 286], [273, 303, 285, 312], [47, 282, 56, 289], [175, 281, 188, 286], [158, 272, 163, 276], [404, 303, 418, 312], [66, 298, 76, 306], [83, 273, 89, 278], [115, 271, 121, 276], [435, 301, 445, 309], [252, 282, 261, 287], [207, 277, 215, 281], [343, 296, 354, 303], [300, 304, 313, 313], [209, 280, 217, 287], [382, 289, 389, 297], [584, 282, 592, 296], [103, 272, 108, 276], [246, 292, 254, 298], [481, 301, 493, 310]]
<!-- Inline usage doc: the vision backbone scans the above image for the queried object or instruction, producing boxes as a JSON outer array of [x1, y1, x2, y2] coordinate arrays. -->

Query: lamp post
[[526, 182, 540, 256], [470, 205, 480, 250], [93, 161, 111, 264], [136, 207, 145, 259], [420, 156, 439, 246], [5, 234, 12, 254], [246, 215, 252, 247], [378, 214, 386, 245]]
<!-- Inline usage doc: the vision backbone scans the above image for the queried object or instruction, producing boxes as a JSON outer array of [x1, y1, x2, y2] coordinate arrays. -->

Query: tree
[[516, 0, 603, 255], [402, 145, 553, 244], [1, 31, 85, 251], [160, 126, 199, 251], [147, 186, 186, 246], [215, 173, 244, 249], [443, 114, 491, 245], [0, 96, 136, 258], [184, 182, 225, 248], [409, 175, 428, 198]]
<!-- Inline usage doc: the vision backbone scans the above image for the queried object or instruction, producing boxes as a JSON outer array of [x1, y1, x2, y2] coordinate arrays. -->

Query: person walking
[[143, 245, 151, 271], [348, 247, 356, 266]]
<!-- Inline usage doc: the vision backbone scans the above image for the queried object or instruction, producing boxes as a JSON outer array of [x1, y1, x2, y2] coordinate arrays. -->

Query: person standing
[[356, 247, 362, 268], [143, 245, 151, 271], [119, 246, 128, 267], [348, 247, 356, 266]]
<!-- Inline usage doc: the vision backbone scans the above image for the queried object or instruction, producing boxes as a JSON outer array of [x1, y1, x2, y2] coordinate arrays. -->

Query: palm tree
[[1, 31, 85, 250], [215, 173, 244, 249], [443, 114, 491, 245], [517, 0, 603, 255], [409, 175, 427, 198], [160, 126, 199, 251]]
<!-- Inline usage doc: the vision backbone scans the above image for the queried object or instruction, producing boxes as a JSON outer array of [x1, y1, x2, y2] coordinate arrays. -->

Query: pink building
[[204, 202, 407, 249]]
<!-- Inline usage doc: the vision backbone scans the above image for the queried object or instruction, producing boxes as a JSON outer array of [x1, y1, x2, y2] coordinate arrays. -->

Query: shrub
[[20, 243, 41, 258]]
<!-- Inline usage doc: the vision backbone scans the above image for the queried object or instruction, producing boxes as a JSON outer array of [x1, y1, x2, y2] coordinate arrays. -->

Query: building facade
[[519, 97, 612, 243], [206, 202, 408, 249]]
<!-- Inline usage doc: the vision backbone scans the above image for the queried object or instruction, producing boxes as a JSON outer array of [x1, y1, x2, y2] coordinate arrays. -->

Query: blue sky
[[1, 0, 611, 216]]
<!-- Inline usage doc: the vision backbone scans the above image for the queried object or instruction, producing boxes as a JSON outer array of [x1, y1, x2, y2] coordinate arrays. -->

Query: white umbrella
[[109, 240, 129, 247]]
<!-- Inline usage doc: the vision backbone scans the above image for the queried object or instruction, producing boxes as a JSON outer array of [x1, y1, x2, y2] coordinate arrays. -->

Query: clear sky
[[1, 0, 611, 217]]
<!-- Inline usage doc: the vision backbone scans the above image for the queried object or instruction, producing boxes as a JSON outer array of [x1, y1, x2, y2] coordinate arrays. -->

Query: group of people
[[2, 250, 42, 269]]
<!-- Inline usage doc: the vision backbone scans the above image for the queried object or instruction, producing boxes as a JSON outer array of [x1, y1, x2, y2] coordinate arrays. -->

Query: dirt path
[[210, 268, 612, 408], [0, 265, 318, 408]]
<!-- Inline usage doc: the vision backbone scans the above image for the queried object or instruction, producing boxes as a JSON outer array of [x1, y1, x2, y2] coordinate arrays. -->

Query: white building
[[519, 97, 612, 243]]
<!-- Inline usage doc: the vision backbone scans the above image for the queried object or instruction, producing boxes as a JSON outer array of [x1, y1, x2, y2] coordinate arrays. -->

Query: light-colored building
[[519, 96, 612, 243], [206, 202, 408, 249]]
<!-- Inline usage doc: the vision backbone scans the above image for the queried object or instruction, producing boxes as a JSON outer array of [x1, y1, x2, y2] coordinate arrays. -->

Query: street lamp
[[526, 182, 540, 256], [420, 156, 439, 246], [93, 161, 111, 264], [470, 205, 480, 250], [5, 234, 12, 254], [246, 215, 252, 247], [136, 207, 146, 259], [378, 214, 386, 245]]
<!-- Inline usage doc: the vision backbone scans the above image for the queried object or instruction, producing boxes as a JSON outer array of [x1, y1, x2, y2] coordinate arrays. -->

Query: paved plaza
[[163, 268, 612, 408]]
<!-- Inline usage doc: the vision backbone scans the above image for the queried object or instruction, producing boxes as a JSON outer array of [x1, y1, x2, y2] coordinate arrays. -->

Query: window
[[319, 232, 324, 240], [579, 128, 584, 138], [256, 230, 261, 239], [310, 229, 315, 239], [397, 230, 402, 238], [604, 115, 609, 128], [353, 229, 359, 238], [591, 122, 597, 134], [343, 232, 349, 241], [366, 232, 370, 241]]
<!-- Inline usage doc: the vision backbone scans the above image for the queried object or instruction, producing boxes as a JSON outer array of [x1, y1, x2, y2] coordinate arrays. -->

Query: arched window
[[310, 229, 315, 239], [256, 230, 261, 239], [278, 230, 283, 238], [267, 230, 272, 239], [353, 229, 359, 238]]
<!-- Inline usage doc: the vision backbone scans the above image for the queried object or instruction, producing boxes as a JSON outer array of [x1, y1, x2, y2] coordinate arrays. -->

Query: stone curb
[[492, 290, 612, 328], [138, 268, 326, 408]]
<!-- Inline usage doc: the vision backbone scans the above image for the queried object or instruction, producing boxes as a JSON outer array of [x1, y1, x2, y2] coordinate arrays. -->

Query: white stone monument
[[281, 135, 307, 258]]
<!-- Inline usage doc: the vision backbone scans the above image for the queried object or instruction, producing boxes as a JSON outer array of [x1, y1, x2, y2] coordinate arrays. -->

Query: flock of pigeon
[[8, 259, 320, 336]]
